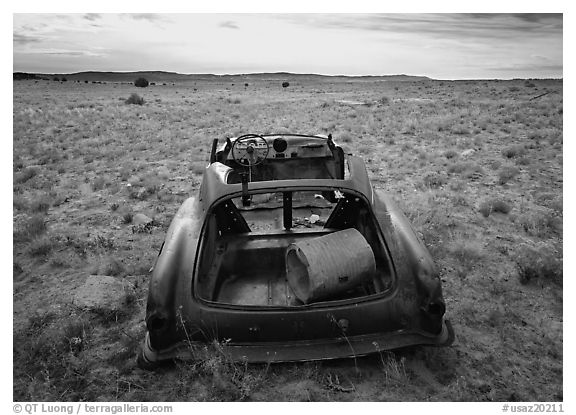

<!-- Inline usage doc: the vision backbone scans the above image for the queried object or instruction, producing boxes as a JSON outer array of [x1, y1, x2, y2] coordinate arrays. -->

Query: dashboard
[[225, 135, 333, 162]]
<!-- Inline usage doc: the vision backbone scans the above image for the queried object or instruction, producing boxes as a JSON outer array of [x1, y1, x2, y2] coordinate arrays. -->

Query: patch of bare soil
[[13, 78, 562, 401]]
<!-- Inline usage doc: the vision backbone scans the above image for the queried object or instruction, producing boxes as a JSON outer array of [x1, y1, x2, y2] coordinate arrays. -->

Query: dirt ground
[[12, 77, 562, 401]]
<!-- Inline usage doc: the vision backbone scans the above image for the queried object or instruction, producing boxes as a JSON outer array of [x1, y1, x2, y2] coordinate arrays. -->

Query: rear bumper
[[138, 319, 454, 366]]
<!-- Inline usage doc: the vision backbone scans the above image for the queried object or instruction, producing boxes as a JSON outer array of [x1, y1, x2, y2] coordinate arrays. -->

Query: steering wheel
[[231, 134, 270, 167]]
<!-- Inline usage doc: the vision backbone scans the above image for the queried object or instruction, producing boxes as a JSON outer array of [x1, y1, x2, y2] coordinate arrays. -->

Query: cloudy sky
[[13, 13, 563, 79]]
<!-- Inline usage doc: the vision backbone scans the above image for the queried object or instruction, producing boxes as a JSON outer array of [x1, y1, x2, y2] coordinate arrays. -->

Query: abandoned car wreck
[[138, 133, 454, 367]]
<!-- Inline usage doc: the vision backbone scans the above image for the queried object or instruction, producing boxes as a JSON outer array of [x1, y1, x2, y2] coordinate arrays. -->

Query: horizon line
[[12, 69, 563, 81]]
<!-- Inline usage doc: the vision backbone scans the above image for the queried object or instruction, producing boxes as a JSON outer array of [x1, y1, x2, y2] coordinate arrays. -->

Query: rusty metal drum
[[285, 228, 376, 303]]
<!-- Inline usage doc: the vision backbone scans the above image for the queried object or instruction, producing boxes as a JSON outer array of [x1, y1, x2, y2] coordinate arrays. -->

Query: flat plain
[[13, 77, 563, 401]]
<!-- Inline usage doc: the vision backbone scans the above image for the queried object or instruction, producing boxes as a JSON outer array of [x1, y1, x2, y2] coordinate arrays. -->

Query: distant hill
[[13, 71, 433, 83], [13, 72, 49, 81]]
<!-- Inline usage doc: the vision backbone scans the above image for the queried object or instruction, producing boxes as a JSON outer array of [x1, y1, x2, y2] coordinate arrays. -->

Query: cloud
[[44, 50, 103, 57], [467, 13, 562, 24], [219, 20, 239, 29], [126, 14, 165, 23], [491, 63, 563, 72], [20, 23, 47, 32], [12, 13, 563, 78], [15, 47, 105, 57], [13, 33, 42, 45], [280, 13, 562, 40], [460, 13, 563, 34], [83, 13, 102, 22]]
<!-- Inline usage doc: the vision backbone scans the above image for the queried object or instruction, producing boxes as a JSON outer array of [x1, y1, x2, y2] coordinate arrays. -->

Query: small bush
[[92, 257, 125, 277], [451, 242, 484, 279], [375, 351, 408, 385], [462, 164, 484, 180], [125, 93, 144, 105], [498, 166, 520, 185], [444, 150, 458, 159], [30, 197, 50, 213], [488, 159, 502, 170], [127, 185, 151, 200], [94, 234, 115, 250], [502, 145, 527, 159], [451, 125, 471, 135], [514, 243, 562, 286], [134, 77, 149, 88], [479, 199, 511, 217], [121, 212, 133, 224], [451, 194, 469, 207], [492, 200, 512, 214], [13, 157, 24, 171], [28, 236, 53, 257], [190, 161, 207, 175], [422, 172, 447, 189], [157, 188, 176, 203], [63, 235, 92, 258], [13, 314, 92, 398], [378, 96, 391, 105], [447, 162, 467, 174], [282, 81, 290, 88], [14, 215, 47, 242], [91, 176, 109, 191], [50, 256, 68, 268], [62, 319, 89, 354], [13, 195, 28, 211], [27, 311, 57, 332], [339, 133, 352, 143], [515, 156, 531, 166], [175, 338, 270, 401], [16, 167, 38, 184], [139, 175, 161, 196], [400, 142, 412, 152], [119, 167, 131, 182], [517, 211, 561, 238]]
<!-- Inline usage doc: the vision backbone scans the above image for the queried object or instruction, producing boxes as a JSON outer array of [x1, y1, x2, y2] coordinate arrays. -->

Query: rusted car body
[[138, 134, 454, 367]]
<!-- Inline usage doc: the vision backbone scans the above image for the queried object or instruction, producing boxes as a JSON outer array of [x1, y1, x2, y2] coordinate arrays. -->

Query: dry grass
[[14, 214, 47, 242], [514, 242, 562, 286], [498, 165, 521, 185], [125, 93, 144, 105], [13, 78, 563, 401], [478, 198, 512, 217], [27, 236, 53, 257], [502, 144, 527, 159]]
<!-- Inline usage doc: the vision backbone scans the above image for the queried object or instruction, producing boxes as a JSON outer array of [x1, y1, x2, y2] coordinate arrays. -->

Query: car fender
[[373, 190, 445, 323], [146, 197, 202, 344]]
